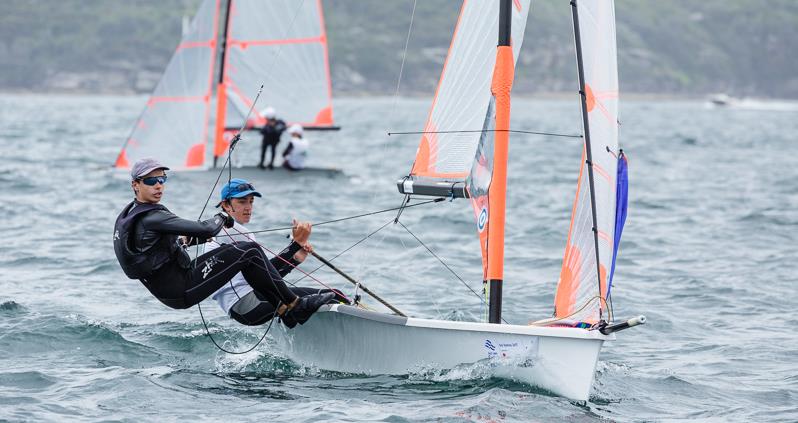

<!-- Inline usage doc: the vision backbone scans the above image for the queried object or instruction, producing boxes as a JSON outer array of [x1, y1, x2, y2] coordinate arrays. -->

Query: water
[[1, 94, 797, 422]]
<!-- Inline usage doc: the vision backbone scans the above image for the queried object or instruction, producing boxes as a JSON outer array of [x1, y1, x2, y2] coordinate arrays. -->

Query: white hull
[[275, 304, 612, 401]]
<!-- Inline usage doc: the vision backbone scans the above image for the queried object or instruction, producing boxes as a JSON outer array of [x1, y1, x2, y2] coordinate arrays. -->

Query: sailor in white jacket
[[207, 178, 344, 326], [282, 124, 309, 171]]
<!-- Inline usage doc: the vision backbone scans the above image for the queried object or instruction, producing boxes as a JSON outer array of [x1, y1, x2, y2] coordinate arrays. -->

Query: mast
[[570, 0, 605, 320], [486, 0, 514, 324], [212, 0, 233, 168]]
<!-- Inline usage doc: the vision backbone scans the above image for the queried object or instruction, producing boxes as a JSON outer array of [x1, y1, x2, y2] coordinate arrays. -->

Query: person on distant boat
[[113, 158, 333, 328], [207, 178, 346, 326], [258, 107, 287, 170], [282, 124, 309, 171]]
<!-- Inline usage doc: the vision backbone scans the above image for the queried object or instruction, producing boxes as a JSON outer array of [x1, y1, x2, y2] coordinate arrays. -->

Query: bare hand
[[293, 242, 313, 263], [292, 219, 312, 244]]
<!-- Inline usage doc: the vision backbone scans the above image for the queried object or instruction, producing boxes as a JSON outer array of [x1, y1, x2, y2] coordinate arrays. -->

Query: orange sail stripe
[[147, 96, 208, 106], [176, 40, 215, 50], [592, 162, 612, 183], [227, 36, 323, 49]]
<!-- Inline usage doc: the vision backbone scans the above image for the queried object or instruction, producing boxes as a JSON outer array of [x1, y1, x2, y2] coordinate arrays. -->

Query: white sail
[[555, 0, 620, 323], [115, 0, 219, 170], [408, 0, 530, 181], [222, 0, 334, 128]]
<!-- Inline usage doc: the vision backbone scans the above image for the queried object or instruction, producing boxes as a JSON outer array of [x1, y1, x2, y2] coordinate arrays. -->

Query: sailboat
[[277, 0, 645, 401], [113, 0, 337, 173]]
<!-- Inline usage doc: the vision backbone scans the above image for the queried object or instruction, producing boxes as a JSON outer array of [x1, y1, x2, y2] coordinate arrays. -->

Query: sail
[[221, 0, 334, 129], [115, 0, 219, 170], [554, 0, 620, 323], [402, 0, 530, 195]]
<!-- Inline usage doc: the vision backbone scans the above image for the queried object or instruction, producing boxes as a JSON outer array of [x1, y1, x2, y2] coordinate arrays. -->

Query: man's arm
[[143, 210, 227, 240], [271, 241, 303, 276], [282, 142, 294, 158]]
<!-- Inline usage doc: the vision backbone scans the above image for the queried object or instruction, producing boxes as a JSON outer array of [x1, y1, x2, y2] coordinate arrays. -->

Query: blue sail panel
[[607, 151, 628, 296]]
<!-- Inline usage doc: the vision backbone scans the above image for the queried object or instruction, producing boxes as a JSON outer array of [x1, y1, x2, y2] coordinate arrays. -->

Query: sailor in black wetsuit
[[113, 158, 332, 327], [258, 107, 286, 169]]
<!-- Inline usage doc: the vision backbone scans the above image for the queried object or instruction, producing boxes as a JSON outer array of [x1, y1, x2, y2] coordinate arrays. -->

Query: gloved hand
[[215, 212, 235, 228]]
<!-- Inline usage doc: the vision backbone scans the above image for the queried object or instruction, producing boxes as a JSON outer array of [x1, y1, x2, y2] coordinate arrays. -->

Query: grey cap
[[131, 158, 170, 180]]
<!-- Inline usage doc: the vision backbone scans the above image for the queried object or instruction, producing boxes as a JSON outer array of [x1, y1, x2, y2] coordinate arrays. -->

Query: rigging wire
[[388, 129, 583, 138], [396, 221, 509, 325], [290, 218, 395, 285], [236, 198, 445, 236]]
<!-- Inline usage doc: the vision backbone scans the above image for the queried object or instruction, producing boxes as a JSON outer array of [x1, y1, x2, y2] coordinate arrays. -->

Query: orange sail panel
[[554, 0, 620, 323], [221, 0, 334, 129], [114, 0, 219, 170]]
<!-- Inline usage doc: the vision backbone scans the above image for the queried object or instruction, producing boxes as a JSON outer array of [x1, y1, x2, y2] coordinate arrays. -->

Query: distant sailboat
[[276, 0, 644, 401], [114, 0, 336, 172]]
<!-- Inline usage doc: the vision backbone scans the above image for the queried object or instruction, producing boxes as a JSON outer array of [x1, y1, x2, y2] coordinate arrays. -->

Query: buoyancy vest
[[113, 201, 173, 279]]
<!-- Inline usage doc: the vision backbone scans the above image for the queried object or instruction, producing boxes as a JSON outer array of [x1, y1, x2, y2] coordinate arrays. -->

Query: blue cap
[[216, 178, 262, 207]]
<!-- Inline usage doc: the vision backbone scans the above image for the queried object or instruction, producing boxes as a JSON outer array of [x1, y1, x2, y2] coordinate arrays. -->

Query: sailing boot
[[281, 292, 335, 328]]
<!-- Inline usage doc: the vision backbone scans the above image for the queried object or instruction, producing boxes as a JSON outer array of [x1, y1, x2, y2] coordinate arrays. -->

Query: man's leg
[[258, 140, 267, 168], [267, 142, 277, 168], [184, 242, 298, 308]]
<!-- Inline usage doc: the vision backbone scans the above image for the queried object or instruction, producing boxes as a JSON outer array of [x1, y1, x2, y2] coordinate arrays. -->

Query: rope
[[197, 302, 276, 355], [387, 129, 583, 139]]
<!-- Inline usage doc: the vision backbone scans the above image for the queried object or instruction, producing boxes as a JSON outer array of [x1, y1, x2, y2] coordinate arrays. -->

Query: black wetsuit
[[113, 201, 299, 310], [258, 119, 286, 168]]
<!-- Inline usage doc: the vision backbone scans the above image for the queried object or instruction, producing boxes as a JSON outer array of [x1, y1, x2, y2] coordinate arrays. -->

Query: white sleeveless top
[[207, 222, 255, 315]]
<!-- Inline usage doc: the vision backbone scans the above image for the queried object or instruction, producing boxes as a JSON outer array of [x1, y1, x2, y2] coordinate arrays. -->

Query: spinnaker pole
[[570, 0, 605, 320], [212, 0, 233, 168], [486, 0, 514, 324]]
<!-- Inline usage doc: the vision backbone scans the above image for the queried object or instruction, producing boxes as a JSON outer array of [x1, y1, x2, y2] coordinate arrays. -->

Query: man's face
[[132, 169, 166, 203], [222, 195, 255, 224]]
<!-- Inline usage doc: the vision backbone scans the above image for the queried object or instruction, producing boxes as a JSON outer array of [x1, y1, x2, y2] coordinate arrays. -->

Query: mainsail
[[115, 0, 219, 170], [554, 0, 621, 323], [213, 0, 335, 158]]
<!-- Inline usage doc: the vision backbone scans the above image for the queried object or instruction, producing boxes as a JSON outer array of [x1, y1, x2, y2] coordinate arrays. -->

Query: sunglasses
[[138, 175, 168, 186], [224, 183, 255, 199]]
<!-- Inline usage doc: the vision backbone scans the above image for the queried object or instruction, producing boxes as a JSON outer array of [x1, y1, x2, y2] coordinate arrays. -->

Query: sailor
[[282, 124, 309, 171], [113, 158, 332, 328], [258, 107, 287, 170], [207, 178, 346, 325]]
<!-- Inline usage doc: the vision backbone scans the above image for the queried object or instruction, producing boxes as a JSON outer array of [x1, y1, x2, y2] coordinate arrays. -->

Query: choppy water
[[0, 94, 796, 422]]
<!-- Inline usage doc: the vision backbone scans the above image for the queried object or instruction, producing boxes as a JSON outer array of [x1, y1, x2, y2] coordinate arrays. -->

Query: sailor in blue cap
[[113, 159, 333, 328], [207, 178, 345, 325]]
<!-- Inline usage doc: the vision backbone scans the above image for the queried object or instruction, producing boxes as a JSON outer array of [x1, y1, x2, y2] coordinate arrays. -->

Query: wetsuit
[[113, 201, 298, 311], [208, 223, 344, 325], [259, 119, 286, 168]]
